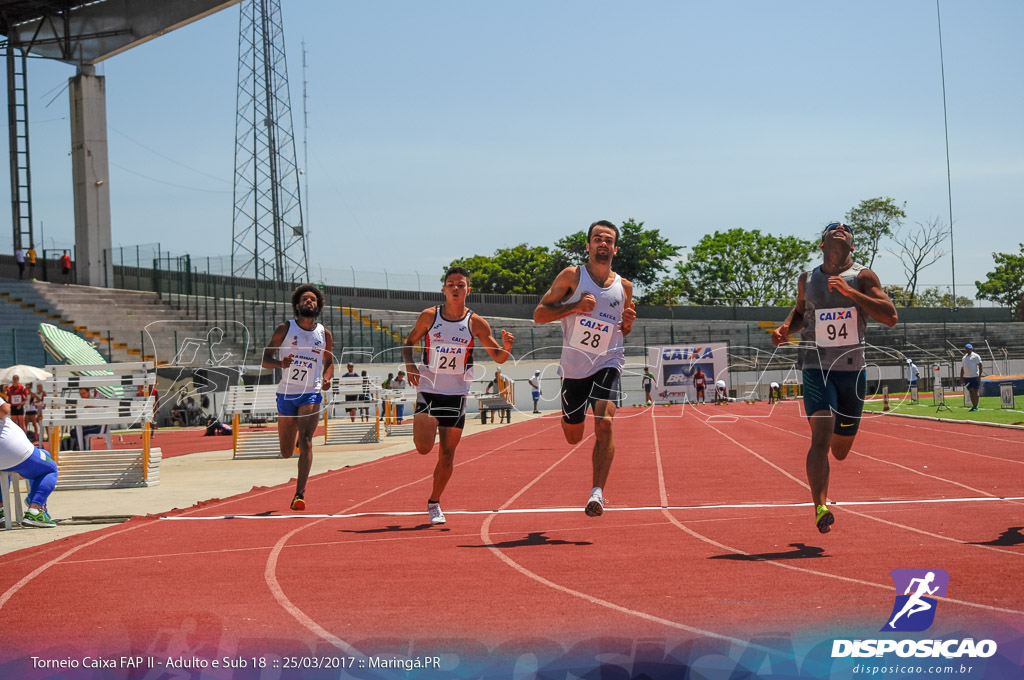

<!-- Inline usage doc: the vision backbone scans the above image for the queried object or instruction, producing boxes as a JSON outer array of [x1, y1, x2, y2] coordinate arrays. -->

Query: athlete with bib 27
[[262, 284, 335, 511], [403, 266, 515, 526], [772, 222, 897, 533], [534, 220, 636, 517]]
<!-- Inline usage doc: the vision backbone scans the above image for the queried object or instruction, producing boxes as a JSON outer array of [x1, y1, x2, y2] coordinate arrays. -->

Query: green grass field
[[864, 393, 1024, 426]]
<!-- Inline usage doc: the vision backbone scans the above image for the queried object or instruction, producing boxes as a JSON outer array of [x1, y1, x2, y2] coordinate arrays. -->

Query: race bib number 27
[[815, 307, 858, 348]]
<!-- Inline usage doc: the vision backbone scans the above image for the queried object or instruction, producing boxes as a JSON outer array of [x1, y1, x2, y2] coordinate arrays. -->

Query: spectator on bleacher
[[15, 246, 25, 279], [60, 250, 72, 285], [1, 395, 59, 528], [26, 247, 37, 279], [5, 375, 29, 431], [342, 362, 360, 422], [961, 344, 983, 412], [391, 371, 407, 423]]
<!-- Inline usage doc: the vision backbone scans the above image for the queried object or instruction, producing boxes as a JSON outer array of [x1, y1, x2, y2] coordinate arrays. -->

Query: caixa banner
[[646, 343, 729, 405]]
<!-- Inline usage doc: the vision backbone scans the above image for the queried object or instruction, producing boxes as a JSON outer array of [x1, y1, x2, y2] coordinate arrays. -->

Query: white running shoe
[[585, 491, 605, 517], [428, 501, 446, 525]]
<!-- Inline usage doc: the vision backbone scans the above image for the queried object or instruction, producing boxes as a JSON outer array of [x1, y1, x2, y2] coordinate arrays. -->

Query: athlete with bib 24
[[262, 284, 334, 511], [534, 220, 636, 517], [403, 267, 515, 526], [772, 222, 897, 533]]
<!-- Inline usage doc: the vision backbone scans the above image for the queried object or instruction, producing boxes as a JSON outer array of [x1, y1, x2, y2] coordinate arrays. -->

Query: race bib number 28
[[815, 307, 858, 348], [569, 316, 613, 355]]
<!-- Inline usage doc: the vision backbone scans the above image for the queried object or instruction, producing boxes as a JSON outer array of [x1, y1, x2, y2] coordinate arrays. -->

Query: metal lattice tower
[[231, 0, 307, 284], [6, 45, 34, 254]]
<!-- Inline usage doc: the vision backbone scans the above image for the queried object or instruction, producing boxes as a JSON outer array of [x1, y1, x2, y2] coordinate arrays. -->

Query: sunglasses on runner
[[823, 222, 853, 236]]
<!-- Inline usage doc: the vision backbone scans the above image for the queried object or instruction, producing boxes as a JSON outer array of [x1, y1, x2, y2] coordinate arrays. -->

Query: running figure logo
[[882, 568, 949, 632]]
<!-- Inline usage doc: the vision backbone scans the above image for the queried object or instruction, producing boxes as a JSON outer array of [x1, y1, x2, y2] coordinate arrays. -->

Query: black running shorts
[[560, 367, 621, 425], [415, 392, 467, 429]]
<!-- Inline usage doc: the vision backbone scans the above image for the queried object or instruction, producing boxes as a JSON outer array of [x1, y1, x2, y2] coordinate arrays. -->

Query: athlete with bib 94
[[771, 222, 897, 534]]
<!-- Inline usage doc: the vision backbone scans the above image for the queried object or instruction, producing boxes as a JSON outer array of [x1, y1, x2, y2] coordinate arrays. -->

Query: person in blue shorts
[[773, 221, 897, 533], [262, 284, 334, 511], [1, 396, 59, 528]]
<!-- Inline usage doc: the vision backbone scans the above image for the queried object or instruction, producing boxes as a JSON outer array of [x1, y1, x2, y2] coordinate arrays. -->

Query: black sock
[[428, 499, 439, 505]]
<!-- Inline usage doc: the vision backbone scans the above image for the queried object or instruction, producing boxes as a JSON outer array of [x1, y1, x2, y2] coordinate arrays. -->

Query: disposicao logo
[[882, 568, 948, 632], [831, 568, 998, 659]]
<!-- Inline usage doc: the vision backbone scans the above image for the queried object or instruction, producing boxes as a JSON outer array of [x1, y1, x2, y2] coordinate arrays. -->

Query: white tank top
[[0, 398, 35, 469], [418, 307, 475, 396], [559, 268, 626, 379], [277, 320, 327, 395]]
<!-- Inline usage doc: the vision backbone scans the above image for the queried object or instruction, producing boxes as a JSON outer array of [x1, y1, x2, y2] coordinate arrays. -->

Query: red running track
[[2, 402, 1023, 669]]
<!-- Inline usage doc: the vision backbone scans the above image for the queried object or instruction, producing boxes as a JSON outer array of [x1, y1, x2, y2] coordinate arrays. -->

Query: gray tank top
[[799, 262, 868, 372]]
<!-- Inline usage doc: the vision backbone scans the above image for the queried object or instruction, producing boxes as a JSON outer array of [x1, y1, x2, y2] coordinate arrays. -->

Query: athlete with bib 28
[[403, 266, 515, 526], [772, 222, 897, 533], [262, 284, 335, 511], [534, 220, 636, 517]]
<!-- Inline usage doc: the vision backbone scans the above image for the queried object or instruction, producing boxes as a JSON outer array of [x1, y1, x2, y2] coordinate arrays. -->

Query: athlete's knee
[[415, 440, 433, 455], [562, 424, 584, 444], [594, 417, 613, 440], [831, 441, 853, 461]]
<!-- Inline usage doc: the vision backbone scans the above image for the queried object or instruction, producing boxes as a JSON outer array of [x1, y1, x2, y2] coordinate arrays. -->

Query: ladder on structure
[[6, 45, 35, 252]]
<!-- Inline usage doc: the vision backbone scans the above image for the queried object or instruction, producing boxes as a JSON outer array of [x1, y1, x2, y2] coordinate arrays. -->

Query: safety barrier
[[42, 362, 160, 489]]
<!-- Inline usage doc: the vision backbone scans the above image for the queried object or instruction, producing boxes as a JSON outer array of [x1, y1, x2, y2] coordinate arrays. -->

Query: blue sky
[[4, 0, 1023, 300]]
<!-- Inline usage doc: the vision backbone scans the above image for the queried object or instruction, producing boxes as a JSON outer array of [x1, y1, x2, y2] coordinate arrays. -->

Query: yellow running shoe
[[815, 504, 834, 534]]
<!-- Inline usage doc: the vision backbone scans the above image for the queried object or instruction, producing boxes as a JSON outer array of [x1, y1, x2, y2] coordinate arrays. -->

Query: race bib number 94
[[569, 316, 613, 355], [815, 307, 858, 348], [428, 344, 467, 372]]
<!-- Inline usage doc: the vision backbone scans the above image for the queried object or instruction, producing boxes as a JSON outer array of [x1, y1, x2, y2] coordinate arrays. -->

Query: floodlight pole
[[936, 0, 956, 310]]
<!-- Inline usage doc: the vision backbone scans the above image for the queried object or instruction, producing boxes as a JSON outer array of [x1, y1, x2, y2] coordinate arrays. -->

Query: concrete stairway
[[1, 280, 248, 367]]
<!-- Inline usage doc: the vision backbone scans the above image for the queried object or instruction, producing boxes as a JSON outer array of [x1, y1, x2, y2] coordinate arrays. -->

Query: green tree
[[670, 228, 817, 306], [844, 196, 907, 269], [976, 244, 1024, 319], [446, 244, 558, 294], [552, 218, 681, 289], [915, 287, 973, 309], [636, 277, 688, 306]]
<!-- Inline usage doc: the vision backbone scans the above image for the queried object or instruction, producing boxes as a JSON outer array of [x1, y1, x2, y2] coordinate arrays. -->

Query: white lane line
[[264, 423, 561, 655], [159, 495, 1024, 521], [679, 418, 1024, 614], [477, 434, 776, 653]]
